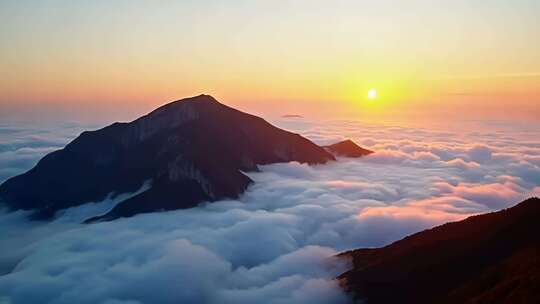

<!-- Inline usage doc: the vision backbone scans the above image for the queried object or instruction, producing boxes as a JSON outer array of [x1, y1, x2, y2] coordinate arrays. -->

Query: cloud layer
[[0, 118, 539, 304]]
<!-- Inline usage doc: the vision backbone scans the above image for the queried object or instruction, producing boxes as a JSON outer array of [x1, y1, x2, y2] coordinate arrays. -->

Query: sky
[[1, 0, 539, 123]]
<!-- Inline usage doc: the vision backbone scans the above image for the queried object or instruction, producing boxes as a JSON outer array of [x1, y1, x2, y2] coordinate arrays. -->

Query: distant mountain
[[324, 139, 373, 158], [282, 114, 303, 118], [338, 197, 540, 304], [0, 95, 335, 221]]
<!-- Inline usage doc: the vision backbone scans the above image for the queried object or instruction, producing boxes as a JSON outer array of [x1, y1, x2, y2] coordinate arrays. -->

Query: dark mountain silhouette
[[338, 197, 540, 304], [324, 139, 373, 158], [0, 95, 335, 221]]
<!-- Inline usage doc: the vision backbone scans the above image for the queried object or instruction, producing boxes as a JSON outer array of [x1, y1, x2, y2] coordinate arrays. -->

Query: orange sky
[[1, 0, 539, 123]]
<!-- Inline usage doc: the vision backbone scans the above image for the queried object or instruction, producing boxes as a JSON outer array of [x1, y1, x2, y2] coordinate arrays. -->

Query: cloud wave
[[0, 118, 539, 303]]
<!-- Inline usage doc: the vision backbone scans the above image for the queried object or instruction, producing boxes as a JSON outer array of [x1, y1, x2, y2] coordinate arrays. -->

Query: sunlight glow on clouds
[[0, 118, 539, 303]]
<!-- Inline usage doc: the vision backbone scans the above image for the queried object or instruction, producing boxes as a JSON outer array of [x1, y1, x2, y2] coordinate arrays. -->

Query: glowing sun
[[368, 88, 377, 100]]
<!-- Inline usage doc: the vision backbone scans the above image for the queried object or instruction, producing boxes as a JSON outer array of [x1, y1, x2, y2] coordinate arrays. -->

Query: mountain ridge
[[338, 197, 540, 304], [0, 95, 336, 221]]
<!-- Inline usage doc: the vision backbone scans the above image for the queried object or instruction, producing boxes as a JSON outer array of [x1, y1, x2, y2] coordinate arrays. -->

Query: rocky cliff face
[[338, 197, 540, 304], [0, 95, 335, 221]]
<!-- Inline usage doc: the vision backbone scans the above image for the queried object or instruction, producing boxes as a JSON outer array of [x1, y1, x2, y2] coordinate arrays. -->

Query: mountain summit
[[324, 139, 373, 158], [0, 95, 335, 221]]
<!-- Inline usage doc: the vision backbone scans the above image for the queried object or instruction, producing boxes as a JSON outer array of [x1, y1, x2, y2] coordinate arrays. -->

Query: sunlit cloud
[[0, 118, 539, 303]]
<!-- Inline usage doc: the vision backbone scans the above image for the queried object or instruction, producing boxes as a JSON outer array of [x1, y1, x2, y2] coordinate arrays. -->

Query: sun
[[367, 88, 377, 100]]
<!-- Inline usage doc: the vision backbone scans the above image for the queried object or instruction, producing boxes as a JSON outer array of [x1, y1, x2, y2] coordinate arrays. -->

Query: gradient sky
[[1, 0, 539, 122]]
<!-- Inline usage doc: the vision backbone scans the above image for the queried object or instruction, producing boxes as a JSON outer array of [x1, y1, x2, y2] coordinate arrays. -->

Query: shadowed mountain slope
[[0, 95, 335, 221], [338, 197, 540, 304]]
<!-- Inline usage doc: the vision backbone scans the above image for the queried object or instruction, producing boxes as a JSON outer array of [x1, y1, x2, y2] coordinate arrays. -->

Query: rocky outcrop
[[323, 139, 373, 158]]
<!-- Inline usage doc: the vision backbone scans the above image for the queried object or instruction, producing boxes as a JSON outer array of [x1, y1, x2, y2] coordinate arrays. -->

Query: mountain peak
[[0, 95, 334, 221], [323, 139, 373, 158], [146, 94, 222, 116], [176, 94, 219, 104]]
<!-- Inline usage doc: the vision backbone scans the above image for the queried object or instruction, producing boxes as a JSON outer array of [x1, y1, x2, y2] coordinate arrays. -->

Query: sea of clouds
[[0, 118, 539, 304]]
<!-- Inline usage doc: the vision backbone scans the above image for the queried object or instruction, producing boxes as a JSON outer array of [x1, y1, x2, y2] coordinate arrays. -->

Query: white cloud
[[0, 118, 539, 303]]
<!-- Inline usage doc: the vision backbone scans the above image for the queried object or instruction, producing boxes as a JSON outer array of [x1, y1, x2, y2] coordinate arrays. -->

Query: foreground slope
[[338, 197, 540, 304], [0, 95, 334, 220]]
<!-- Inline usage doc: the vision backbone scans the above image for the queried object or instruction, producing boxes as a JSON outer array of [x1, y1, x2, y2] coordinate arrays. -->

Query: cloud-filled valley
[[0, 118, 539, 304]]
